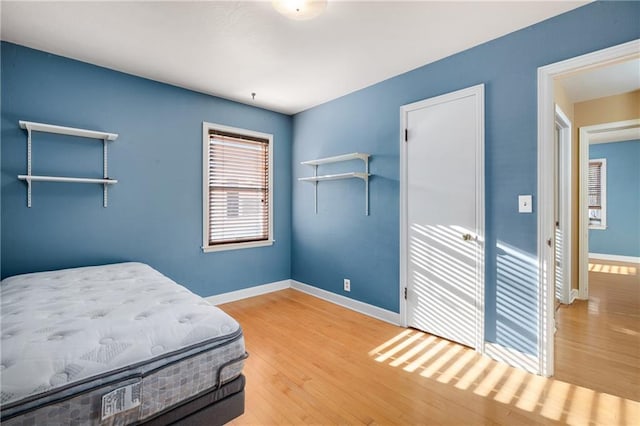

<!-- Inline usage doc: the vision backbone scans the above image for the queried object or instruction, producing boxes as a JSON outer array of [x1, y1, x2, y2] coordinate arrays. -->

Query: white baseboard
[[290, 280, 401, 326], [206, 279, 402, 327], [205, 279, 290, 306], [484, 342, 539, 374], [570, 289, 579, 303], [589, 253, 640, 264]]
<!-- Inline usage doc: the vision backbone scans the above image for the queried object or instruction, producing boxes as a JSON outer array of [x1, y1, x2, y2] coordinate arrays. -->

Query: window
[[588, 158, 606, 229], [202, 122, 273, 252]]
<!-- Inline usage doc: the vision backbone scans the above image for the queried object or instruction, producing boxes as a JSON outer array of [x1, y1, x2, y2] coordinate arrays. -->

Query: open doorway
[[555, 115, 640, 400], [537, 40, 640, 399], [577, 118, 640, 298]]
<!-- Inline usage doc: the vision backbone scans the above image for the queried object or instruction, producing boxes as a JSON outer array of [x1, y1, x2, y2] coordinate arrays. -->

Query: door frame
[[537, 38, 639, 377], [579, 119, 640, 299], [399, 84, 485, 352], [554, 105, 573, 305]]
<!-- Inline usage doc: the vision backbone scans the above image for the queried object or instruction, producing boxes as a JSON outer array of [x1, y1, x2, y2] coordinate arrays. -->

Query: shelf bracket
[[103, 138, 109, 208], [26, 126, 32, 207], [313, 164, 318, 214], [26, 179, 32, 208], [365, 158, 369, 216]]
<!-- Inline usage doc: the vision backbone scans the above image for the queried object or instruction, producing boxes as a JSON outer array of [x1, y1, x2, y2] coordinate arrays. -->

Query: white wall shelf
[[19, 121, 118, 141], [18, 175, 118, 184], [299, 152, 371, 215], [301, 152, 370, 166], [298, 172, 369, 182], [17, 120, 119, 207]]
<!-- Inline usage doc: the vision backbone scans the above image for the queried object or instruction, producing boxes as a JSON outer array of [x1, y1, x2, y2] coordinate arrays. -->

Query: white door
[[554, 106, 572, 305], [401, 85, 484, 349], [554, 122, 563, 303]]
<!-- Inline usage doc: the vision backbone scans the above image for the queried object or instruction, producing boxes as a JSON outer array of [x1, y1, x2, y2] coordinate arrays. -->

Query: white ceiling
[[1, 1, 588, 115], [557, 58, 640, 104]]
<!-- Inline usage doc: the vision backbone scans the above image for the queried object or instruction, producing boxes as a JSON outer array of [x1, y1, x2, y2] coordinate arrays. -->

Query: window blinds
[[207, 130, 269, 246], [588, 161, 602, 209]]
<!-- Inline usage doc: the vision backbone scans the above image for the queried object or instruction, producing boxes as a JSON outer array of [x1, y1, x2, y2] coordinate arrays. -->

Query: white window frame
[[588, 158, 607, 230], [202, 122, 274, 252]]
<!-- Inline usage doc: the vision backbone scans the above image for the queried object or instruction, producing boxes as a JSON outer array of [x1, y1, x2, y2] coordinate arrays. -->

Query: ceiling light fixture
[[272, 0, 327, 21]]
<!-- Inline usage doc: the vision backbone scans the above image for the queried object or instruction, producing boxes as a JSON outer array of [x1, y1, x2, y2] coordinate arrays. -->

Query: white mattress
[[0, 262, 244, 422]]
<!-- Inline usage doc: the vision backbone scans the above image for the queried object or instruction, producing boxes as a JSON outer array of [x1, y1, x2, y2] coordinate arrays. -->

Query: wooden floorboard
[[221, 264, 639, 425], [555, 259, 640, 402]]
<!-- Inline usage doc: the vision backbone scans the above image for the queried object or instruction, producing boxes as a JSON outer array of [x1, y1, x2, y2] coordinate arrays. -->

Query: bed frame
[[141, 375, 245, 426]]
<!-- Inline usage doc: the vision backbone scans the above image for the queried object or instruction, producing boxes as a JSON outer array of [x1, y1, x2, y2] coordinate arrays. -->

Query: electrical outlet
[[343, 278, 351, 292]]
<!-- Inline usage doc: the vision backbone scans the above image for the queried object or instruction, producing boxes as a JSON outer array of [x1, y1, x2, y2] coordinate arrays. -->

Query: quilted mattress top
[[0, 262, 241, 408]]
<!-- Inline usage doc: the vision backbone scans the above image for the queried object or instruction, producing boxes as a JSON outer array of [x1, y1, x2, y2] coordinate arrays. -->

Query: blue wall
[[291, 1, 640, 355], [2, 2, 639, 358], [1, 42, 292, 296], [589, 140, 640, 257]]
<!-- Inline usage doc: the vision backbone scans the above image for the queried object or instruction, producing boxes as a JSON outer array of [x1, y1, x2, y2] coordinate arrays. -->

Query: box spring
[[1, 263, 247, 425]]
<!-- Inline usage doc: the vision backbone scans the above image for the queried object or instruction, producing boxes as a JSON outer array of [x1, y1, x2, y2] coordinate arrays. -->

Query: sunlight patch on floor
[[516, 374, 546, 412], [436, 348, 476, 384], [589, 262, 637, 276], [611, 326, 639, 336], [404, 339, 448, 373], [368, 329, 640, 424], [540, 379, 570, 420], [494, 367, 526, 404], [474, 362, 508, 397]]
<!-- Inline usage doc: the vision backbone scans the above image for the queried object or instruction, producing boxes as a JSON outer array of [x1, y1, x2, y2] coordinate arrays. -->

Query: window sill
[[202, 239, 274, 253]]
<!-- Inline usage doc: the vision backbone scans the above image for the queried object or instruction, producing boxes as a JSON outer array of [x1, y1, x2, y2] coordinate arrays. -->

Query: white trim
[[589, 253, 640, 264], [399, 84, 485, 352], [537, 52, 556, 378], [578, 127, 589, 299], [201, 121, 274, 253], [484, 342, 538, 374], [290, 280, 401, 326], [554, 105, 573, 305], [476, 84, 486, 353], [537, 39, 640, 377], [205, 279, 290, 305], [399, 103, 408, 328], [584, 121, 640, 145], [202, 239, 274, 253], [206, 278, 403, 325], [399, 104, 408, 327], [570, 289, 579, 304], [587, 157, 607, 231]]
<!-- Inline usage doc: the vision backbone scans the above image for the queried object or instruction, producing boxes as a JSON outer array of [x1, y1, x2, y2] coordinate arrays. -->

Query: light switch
[[518, 195, 532, 213]]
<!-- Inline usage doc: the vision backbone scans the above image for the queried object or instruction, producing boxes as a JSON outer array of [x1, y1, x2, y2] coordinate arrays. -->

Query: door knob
[[462, 233, 473, 241]]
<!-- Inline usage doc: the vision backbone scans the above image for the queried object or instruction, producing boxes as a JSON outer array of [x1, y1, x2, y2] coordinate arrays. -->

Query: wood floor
[[221, 276, 639, 425], [555, 260, 640, 402]]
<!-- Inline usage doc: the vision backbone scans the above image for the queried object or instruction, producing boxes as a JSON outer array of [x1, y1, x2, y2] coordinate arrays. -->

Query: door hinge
[[404, 287, 407, 300], [404, 129, 408, 142]]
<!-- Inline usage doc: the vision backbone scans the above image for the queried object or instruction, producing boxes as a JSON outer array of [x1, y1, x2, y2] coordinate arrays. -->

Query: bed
[[0, 262, 247, 425]]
